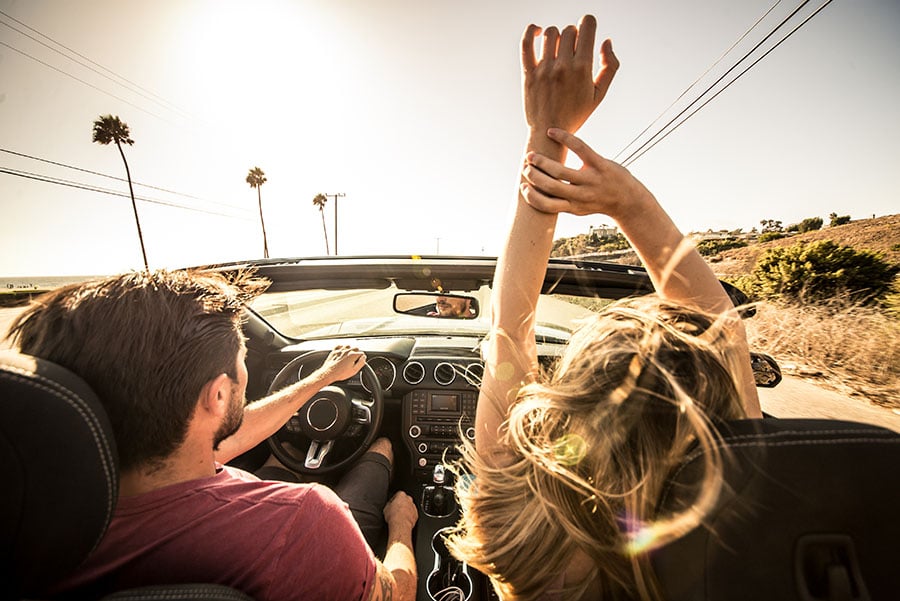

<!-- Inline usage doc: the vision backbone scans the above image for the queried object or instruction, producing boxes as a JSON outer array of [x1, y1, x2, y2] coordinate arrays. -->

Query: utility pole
[[325, 192, 346, 255]]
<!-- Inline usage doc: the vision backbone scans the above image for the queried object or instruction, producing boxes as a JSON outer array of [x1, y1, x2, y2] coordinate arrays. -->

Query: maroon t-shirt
[[48, 466, 376, 601]]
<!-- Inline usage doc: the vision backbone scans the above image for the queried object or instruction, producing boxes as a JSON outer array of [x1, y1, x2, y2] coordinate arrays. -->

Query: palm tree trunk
[[257, 187, 269, 258], [116, 140, 148, 271], [319, 209, 329, 255]]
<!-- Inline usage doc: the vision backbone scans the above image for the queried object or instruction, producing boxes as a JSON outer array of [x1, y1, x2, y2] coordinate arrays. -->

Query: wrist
[[525, 129, 566, 160]]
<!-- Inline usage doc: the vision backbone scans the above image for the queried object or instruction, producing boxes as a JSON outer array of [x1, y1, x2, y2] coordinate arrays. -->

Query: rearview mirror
[[394, 293, 479, 320]]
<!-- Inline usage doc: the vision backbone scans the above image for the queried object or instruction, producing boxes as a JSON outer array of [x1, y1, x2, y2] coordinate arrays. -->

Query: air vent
[[434, 362, 457, 386], [403, 361, 426, 385], [463, 362, 484, 386]]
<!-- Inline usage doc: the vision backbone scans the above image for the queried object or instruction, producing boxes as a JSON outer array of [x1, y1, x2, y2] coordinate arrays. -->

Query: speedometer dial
[[362, 356, 396, 392]]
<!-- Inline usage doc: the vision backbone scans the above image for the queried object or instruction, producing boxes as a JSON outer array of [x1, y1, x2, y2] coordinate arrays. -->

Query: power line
[[619, 0, 813, 166], [0, 148, 251, 217], [0, 8, 255, 182], [622, 0, 835, 168], [0, 167, 252, 220], [0, 9, 193, 121], [0, 40, 175, 125], [0, 148, 203, 200], [613, 0, 785, 162]]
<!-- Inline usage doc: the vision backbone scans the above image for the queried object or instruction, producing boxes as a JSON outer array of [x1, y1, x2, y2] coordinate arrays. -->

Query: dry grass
[[745, 299, 900, 409]]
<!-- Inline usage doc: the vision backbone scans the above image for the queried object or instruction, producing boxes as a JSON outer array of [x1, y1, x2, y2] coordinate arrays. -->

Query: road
[[760, 376, 900, 433], [2, 305, 897, 432]]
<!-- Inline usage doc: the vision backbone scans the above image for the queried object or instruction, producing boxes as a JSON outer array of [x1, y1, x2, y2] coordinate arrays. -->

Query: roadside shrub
[[882, 276, 900, 319], [757, 232, 785, 243], [695, 237, 748, 257], [740, 240, 899, 303], [830, 213, 851, 227], [798, 216, 824, 233], [745, 299, 900, 409]]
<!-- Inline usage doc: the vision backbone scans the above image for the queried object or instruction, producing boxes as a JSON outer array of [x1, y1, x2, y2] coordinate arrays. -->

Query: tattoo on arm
[[368, 565, 394, 601], [379, 570, 393, 601]]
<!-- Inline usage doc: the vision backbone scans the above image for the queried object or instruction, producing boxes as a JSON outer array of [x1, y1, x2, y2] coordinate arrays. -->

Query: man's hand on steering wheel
[[266, 347, 384, 475], [314, 345, 367, 384]]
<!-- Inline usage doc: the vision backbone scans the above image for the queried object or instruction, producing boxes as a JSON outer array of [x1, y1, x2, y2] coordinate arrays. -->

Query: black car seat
[[0, 350, 254, 601], [651, 417, 900, 600]]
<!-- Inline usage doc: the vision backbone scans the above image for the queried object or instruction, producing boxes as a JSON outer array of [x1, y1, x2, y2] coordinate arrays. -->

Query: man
[[428, 294, 474, 318], [6, 269, 417, 601]]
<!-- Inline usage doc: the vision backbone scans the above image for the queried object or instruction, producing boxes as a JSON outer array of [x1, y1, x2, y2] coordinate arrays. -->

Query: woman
[[447, 15, 761, 601]]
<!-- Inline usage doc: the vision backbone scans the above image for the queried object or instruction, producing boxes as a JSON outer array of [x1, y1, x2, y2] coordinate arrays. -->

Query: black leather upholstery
[[1, 350, 118, 599], [0, 350, 254, 601], [652, 418, 900, 601]]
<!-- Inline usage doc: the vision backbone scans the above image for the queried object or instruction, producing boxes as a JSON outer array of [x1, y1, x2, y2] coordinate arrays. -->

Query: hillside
[[552, 214, 900, 410], [710, 214, 900, 278], [552, 214, 900, 278]]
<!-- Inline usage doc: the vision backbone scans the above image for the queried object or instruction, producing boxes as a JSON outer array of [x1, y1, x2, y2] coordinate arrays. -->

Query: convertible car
[[3, 255, 897, 601]]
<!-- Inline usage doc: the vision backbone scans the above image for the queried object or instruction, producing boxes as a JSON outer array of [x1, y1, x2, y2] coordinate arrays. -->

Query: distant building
[[589, 224, 618, 239]]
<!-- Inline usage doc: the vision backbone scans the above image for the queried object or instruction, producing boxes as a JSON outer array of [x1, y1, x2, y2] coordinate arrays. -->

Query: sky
[[1, 0, 898, 276]]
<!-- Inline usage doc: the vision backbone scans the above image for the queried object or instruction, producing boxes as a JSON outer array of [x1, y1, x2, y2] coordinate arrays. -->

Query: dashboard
[[265, 336, 494, 482]]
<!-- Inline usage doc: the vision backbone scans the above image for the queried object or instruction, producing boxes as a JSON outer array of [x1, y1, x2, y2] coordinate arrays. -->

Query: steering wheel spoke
[[304, 439, 334, 470], [351, 400, 373, 426]]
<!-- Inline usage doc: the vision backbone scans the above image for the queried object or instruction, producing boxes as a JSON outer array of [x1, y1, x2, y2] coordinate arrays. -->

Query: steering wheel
[[266, 350, 384, 475]]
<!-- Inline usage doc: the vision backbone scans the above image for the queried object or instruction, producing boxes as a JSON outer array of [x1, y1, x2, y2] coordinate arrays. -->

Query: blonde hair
[[447, 296, 748, 601]]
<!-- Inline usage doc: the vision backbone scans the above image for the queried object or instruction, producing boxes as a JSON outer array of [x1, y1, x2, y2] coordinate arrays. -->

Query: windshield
[[249, 284, 605, 341]]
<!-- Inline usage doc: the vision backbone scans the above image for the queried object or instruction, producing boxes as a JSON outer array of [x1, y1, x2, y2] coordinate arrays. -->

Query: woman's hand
[[521, 128, 653, 220], [522, 15, 619, 136]]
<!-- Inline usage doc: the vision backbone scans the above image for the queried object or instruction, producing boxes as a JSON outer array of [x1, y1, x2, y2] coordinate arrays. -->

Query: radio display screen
[[430, 393, 459, 412]]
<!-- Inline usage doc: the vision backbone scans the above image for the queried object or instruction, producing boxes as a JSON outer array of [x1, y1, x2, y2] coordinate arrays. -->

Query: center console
[[403, 389, 477, 483], [413, 464, 497, 601]]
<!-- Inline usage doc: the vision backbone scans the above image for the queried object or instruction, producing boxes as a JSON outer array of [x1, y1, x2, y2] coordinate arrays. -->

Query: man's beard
[[213, 381, 245, 451]]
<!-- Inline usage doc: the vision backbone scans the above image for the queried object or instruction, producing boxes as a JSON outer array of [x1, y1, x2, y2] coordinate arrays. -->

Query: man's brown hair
[[7, 269, 267, 472]]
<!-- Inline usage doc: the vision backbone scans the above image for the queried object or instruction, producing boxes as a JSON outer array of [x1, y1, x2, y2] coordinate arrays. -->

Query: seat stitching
[[722, 428, 892, 441], [0, 366, 117, 550]]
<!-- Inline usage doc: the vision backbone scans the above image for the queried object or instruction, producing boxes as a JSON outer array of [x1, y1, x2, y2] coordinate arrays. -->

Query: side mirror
[[393, 293, 479, 320], [751, 352, 782, 388]]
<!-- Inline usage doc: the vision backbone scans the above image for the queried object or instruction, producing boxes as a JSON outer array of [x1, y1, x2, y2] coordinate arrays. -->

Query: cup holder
[[427, 527, 473, 601]]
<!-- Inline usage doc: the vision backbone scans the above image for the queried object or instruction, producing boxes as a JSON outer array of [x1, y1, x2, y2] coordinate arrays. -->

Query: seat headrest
[[0, 350, 119, 597], [652, 418, 900, 601]]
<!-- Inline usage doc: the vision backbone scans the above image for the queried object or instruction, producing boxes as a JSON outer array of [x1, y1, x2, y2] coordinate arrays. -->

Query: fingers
[[541, 26, 560, 61], [331, 344, 365, 365], [574, 14, 597, 62], [547, 128, 602, 165], [520, 181, 572, 215], [558, 24, 578, 58], [520, 24, 541, 73], [524, 148, 583, 184], [594, 38, 619, 103]]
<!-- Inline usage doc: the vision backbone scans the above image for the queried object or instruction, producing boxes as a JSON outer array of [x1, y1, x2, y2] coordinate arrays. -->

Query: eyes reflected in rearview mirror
[[394, 293, 479, 320]]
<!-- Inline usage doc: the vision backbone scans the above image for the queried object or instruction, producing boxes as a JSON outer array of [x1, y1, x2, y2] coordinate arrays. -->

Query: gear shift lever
[[422, 463, 455, 517], [432, 463, 446, 485], [432, 464, 447, 515]]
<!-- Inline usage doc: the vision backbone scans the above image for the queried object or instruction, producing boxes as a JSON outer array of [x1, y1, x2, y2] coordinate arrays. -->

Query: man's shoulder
[[214, 466, 344, 509]]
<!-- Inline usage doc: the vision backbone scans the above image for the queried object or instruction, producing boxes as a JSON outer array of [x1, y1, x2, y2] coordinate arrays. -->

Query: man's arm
[[369, 492, 418, 601], [215, 345, 367, 464], [475, 15, 620, 463]]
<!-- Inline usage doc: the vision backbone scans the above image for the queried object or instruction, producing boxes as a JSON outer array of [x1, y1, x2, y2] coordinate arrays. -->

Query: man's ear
[[198, 373, 231, 418]]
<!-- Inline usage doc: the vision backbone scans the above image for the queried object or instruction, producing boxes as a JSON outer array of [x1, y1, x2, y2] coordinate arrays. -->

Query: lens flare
[[553, 434, 587, 467]]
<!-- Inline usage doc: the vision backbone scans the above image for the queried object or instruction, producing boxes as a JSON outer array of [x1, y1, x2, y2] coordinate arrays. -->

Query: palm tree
[[246, 167, 269, 258], [92, 114, 148, 271], [312, 193, 330, 255]]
